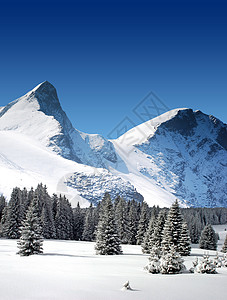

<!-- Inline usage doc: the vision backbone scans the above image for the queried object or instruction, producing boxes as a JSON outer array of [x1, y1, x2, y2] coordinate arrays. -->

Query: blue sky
[[0, 0, 226, 137]]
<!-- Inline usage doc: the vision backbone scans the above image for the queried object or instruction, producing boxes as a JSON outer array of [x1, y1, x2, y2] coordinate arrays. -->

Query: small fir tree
[[136, 202, 149, 245], [4, 187, 23, 239], [17, 196, 43, 256], [159, 246, 185, 274], [194, 254, 217, 274], [178, 222, 191, 256], [145, 245, 161, 274], [199, 224, 217, 250], [114, 196, 129, 244], [82, 203, 95, 241], [141, 216, 156, 254], [161, 200, 183, 253], [73, 202, 84, 240], [221, 234, 227, 253], [150, 210, 167, 248], [95, 193, 122, 255]]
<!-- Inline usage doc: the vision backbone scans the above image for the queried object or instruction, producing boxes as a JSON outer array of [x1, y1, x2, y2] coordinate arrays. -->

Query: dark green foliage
[[4, 187, 23, 239], [55, 195, 74, 240], [141, 216, 156, 254], [127, 200, 139, 245], [73, 202, 85, 240], [114, 196, 129, 244], [178, 222, 191, 256], [17, 196, 43, 256], [150, 210, 167, 248], [0, 195, 6, 222], [136, 202, 149, 245], [161, 200, 183, 253], [221, 234, 227, 253], [199, 224, 217, 250], [95, 193, 122, 255], [82, 203, 95, 241]]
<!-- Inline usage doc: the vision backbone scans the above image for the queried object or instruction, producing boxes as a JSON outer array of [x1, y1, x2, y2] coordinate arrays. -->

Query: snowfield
[[0, 225, 227, 300]]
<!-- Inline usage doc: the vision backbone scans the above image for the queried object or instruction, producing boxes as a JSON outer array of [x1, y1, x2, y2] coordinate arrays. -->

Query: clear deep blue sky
[[0, 0, 226, 137]]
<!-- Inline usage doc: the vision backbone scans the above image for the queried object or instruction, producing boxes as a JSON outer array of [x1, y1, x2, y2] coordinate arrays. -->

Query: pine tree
[[136, 202, 149, 245], [82, 203, 95, 241], [4, 187, 23, 239], [17, 196, 43, 256], [221, 234, 227, 253], [0, 195, 6, 222], [194, 254, 217, 274], [145, 245, 161, 273], [115, 196, 129, 244], [150, 210, 167, 248], [199, 224, 217, 250], [178, 222, 191, 256], [159, 246, 185, 274], [55, 195, 74, 240], [73, 202, 84, 240], [141, 216, 156, 254], [95, 193, 122, 255], [127, 200, 139, 245], [161, 200, 183, 253]]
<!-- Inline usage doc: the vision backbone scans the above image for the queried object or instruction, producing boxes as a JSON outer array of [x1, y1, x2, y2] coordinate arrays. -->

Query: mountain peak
[[28, 81, 60, 109]]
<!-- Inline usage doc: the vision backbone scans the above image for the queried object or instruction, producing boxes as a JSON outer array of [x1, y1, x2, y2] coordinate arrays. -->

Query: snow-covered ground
[[0, 225, 227, 300]]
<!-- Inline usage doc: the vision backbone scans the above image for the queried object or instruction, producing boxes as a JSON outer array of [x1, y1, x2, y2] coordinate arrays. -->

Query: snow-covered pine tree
[[82, 203, 95, 241], [221, 234, 227, 253], [136, 202, 149, 245], [150, 210, 167, 248], [159, 246, 185, 274], [17, 195, 43, 256], [194, 254, 217, 274], [95, 193, 122, 255], [127, 200, 139, 245], [115, 196, 129, 244], [0, 195, 6, 223], [213, 252, 222, 268], [141, 216, 156, 254], [161, 200, 183, 253], [4, 187, 23, 239], [199, 224, 217, 250], [178, 222, 191, 256], [73, 202, 84, 240], [145, 245, 161, 273]]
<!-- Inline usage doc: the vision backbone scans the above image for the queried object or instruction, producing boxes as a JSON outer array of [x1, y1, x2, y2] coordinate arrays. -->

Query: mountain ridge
[[0, 82, 226, 207]]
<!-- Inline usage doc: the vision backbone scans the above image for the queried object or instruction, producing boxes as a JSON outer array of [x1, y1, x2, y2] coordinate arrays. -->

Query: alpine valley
[[0, 81, 226, 208]]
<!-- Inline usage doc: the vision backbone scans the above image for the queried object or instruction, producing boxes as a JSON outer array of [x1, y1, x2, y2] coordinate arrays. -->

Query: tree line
[[0, 184, 227, 246]]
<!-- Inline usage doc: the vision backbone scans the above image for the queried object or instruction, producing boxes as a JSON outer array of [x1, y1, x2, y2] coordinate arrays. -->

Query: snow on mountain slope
[[112, 108, 227, 207], [0, 81, 117, 168], [0, 81, 144, 206], [0, 131, 142, 206], [0, 82, 226, 207]]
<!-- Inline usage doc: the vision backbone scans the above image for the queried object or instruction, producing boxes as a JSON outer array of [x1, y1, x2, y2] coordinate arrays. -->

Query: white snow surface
[[0, 224, 227, 300]]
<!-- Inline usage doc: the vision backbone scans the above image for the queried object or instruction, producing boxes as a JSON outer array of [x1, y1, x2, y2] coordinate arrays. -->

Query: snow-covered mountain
[[0, 81, 226, 207]]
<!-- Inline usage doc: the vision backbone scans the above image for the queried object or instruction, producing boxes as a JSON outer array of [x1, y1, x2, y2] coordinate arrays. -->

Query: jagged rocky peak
[[26, 81, 69, 123], [158, 108, 198, 136]]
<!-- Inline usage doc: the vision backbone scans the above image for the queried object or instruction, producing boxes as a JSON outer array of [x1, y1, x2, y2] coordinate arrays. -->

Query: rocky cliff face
[[116, 108, 227, 207]]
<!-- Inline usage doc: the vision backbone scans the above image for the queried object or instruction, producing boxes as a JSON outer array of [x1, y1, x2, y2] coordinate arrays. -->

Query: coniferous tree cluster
[[1, 184, 227, 252], [142, 200, 191, 257], [0, 184, 74, 241]]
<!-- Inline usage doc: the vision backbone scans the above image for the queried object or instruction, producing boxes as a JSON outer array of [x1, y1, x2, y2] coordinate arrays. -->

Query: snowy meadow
[[0, 224, 227, 300]]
